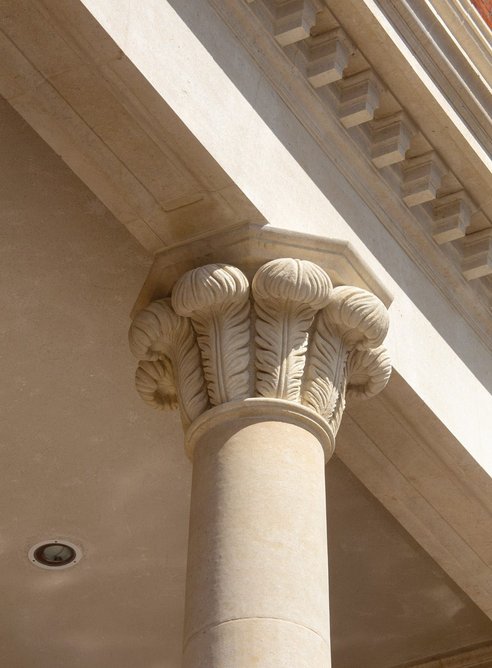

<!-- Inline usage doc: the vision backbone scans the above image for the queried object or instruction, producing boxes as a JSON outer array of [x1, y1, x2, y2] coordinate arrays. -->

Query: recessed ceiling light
[[28, 540, 82, 570]]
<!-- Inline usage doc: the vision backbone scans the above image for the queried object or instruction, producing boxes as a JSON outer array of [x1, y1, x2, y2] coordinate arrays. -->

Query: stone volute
[[129, 257, 391, 668]]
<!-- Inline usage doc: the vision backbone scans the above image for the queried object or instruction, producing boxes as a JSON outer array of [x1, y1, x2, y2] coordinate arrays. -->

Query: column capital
[[129, 257, 391, 458]]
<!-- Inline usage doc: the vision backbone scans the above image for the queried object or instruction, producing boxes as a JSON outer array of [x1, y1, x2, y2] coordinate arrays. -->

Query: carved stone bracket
[[129, 258, 391, 453]]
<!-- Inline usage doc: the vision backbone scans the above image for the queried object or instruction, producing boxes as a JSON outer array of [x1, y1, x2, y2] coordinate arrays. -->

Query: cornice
[[209, 0, 492, 348], [419, 0, 492, 90], [374, 0, 492, 165], [327, 0, 492, 204], [432, 0, 492, 90]]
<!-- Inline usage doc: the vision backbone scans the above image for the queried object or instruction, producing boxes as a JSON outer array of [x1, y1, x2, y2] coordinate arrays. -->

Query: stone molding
[[129, 258, 391, 453], [184, 397, 336, 460]]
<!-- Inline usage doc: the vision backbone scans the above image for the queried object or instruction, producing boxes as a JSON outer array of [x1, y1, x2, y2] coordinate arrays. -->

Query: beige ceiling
[[1, 97, 492, 668]]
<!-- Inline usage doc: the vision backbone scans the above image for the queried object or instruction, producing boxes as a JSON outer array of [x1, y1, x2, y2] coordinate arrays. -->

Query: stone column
[[129, 258, 391, 668]]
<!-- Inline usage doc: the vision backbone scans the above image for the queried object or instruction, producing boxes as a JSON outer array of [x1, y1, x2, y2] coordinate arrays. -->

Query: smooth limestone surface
[[184, 412, 331, 667]]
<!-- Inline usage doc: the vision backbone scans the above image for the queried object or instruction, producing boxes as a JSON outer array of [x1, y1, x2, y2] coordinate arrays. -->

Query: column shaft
[[183, 404, 331, 668]]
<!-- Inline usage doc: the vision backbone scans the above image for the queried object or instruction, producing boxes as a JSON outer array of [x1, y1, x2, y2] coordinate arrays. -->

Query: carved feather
[[255, 300, 314, 401], [252, 258, 332, 402], [188, 296, 250, 405], [129, 299, 208, 426], [329, 385, 347, 438], [302, 310, 348, 419], [346, 345, 391, 401], [170, 316, 210, 425], [325, 286, 389, 349], [172, 264, 251, 406], [135, 358, 178, 411]]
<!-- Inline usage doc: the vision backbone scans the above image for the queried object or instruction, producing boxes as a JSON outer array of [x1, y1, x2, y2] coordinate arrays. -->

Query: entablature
[[212, 0, 492, 346], [0, 0, 490, 348]]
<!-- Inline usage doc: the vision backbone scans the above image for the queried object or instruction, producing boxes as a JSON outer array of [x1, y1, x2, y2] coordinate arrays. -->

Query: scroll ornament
[[129, 258, 391, 437]]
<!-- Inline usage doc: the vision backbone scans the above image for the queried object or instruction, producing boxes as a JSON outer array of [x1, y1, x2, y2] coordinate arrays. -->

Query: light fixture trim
[[28, 539, 82, 570]]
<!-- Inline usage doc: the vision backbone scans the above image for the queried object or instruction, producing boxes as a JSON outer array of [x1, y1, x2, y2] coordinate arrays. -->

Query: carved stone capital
[[129, 257, 391, 455]]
